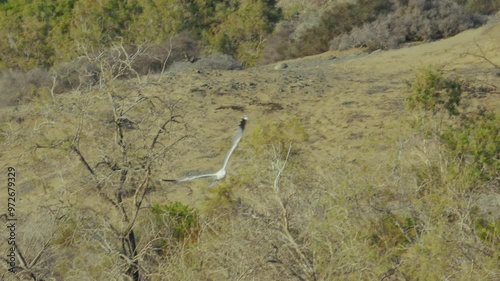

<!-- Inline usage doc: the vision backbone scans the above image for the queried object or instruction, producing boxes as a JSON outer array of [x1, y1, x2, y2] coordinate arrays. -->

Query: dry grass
[[1, 21, 499, 281]]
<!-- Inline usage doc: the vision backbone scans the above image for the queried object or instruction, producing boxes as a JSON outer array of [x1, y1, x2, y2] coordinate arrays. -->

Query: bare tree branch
[[467, 43, 500, 70], [271, 143, 317, 281]]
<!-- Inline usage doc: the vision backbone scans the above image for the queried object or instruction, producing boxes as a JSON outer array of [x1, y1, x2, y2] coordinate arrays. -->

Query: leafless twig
[[271, 143, 317, 281], [467, 43, 500, 70]]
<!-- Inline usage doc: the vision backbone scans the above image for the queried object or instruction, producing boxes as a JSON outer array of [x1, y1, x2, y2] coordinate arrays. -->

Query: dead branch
[[71, 145, 96, 176], [271, 143, 317, 281], [159, 37, 174, 79], [467, 43, 500, 70]]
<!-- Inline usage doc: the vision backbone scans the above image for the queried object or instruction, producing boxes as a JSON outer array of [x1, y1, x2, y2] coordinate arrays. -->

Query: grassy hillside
[[0, 16, 499, 281]]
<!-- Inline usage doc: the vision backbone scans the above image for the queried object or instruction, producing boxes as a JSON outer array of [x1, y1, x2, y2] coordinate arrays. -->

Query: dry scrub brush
[[98, 109, 496, 280], [149, 118, 400, 280], [0, 33, 200, 110], [393, 65, 499, 280], [0, 74, 191, 280], [262, 0, 489, 63], [330, 0, 485, 51], [142, 119, 321, 280], [155, 72, 499, 280]]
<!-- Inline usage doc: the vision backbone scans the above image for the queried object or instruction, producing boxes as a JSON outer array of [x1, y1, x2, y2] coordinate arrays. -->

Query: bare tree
[[33, 82, 186, 280]]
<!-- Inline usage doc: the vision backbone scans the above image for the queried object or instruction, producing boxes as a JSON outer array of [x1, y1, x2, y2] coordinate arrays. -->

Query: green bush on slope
[[405, 65, 499, 182]]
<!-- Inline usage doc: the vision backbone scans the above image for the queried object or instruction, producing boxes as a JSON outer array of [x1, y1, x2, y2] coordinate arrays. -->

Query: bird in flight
[[161, 116, 248, 187]]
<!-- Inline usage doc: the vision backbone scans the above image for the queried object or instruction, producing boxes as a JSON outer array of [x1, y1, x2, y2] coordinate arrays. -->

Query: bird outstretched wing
[[161, 173, 218, 182], [160, 116, 248, 185], [221, 116, 247, 170]]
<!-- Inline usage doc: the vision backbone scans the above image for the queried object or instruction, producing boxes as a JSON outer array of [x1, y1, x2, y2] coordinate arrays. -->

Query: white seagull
[[161, 116, 248, 186]]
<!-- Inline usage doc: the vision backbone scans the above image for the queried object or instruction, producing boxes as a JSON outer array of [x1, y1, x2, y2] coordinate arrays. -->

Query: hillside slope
[[0, 22, 498, 280]]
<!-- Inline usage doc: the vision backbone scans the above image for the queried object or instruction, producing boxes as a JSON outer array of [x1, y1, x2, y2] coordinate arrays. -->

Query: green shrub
[[405, 66, 462, 117], [405, 65, 499, 182], [203, 0, 282, 67], [474, 218, 499, 243], [441, 108, 499, 181], [151, 201, 199, 241]]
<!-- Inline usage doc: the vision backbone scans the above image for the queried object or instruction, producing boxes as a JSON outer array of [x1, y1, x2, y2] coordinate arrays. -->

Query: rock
[[274, 62, 288, 70]]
